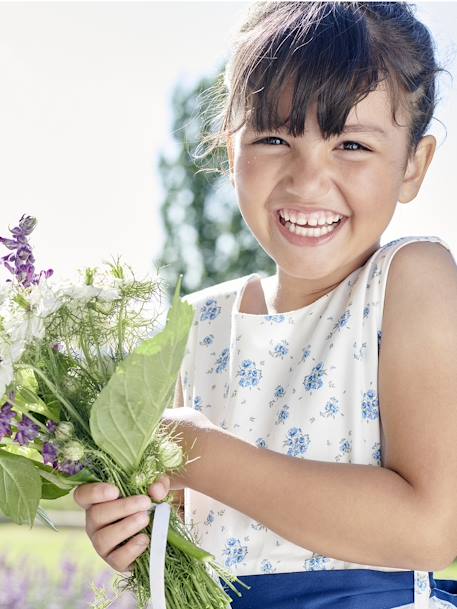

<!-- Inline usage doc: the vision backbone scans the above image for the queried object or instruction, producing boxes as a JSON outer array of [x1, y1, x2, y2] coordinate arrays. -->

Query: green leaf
[[90, 275, 195, 473], [40, 476, 70, 499], [12, 385, 58, 421], [36, 464, 99, 491], [0, 448, 41, 526], [35, 505, 58, 532]]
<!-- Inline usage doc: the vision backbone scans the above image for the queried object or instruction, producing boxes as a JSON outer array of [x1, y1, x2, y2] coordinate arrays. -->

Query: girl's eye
[[253, 137, 370, 152], [254, 136, 286, 146], [340, 141, 370, 152]]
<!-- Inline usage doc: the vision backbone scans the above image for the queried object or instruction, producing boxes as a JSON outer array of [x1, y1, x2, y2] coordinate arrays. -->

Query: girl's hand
[[151, 406, 218, 496], [73, 481, 169, 575]]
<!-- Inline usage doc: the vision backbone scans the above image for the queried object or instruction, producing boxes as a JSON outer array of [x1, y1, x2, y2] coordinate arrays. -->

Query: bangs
[[231, 2, 403, 140]]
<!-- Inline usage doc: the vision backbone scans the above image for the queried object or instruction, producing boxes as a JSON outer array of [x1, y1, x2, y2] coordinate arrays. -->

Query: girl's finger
[[106, 533, 150, 575], [86, 495, 152, 537], [73, 483, 119, 510], [92, 511, 151, 559], [148, 476, 170, 501]]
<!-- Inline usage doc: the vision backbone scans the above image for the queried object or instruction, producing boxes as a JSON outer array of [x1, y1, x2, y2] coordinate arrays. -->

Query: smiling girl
[[75, 2, 457, 608]]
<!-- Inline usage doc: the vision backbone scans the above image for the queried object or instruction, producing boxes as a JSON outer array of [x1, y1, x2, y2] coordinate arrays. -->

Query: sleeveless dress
[[179, 235, 457, 609]]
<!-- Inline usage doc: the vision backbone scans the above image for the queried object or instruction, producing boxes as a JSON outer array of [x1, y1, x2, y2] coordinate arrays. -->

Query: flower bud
[[158, 439, 183, 470], [131, 471, 148, 488], [61, 440, 85, 462], [55, 421, 74, 440]]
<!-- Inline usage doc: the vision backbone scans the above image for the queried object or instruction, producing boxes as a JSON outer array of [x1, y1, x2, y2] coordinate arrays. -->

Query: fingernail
[[152, 482, 167, 499], [137, 536, 149, 546]]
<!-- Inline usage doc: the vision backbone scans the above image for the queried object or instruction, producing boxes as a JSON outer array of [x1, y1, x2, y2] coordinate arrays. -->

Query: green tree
[[153, 67, 275, 303]]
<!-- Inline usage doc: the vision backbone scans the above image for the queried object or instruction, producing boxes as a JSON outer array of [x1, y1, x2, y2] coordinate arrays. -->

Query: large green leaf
[[89, 275, 195, 473], [0, 448, 41, 526]]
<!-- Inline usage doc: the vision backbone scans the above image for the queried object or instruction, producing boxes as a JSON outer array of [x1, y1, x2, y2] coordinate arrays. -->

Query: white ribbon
[[148, 502, 171, 609]]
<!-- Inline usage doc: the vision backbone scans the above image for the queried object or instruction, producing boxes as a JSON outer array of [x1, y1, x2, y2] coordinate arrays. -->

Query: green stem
[[166, 527, 215, 562], [16, 364, 91, 435]]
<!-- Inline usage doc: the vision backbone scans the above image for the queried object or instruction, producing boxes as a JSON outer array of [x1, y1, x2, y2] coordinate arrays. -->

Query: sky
[[0, 1, 456, 308]]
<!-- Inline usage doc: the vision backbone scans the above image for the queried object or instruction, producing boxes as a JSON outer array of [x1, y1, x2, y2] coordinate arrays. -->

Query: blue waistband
[[220, 569, 457, 609]]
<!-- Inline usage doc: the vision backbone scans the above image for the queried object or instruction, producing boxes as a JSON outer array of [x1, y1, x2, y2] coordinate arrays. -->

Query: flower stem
[[16, 364, 90, 434]]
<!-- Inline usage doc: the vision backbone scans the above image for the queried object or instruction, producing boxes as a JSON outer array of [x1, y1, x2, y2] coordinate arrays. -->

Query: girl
[[74, 2, 457, 608]]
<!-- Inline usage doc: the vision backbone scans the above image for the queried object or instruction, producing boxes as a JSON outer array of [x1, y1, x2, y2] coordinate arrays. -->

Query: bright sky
[[0, 1, 456, 300]]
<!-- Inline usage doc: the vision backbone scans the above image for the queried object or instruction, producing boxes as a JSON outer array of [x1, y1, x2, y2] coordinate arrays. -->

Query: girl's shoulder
[[181, 273, 254, 314]]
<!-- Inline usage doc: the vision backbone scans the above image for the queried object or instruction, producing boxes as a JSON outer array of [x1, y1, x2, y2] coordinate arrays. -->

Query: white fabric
[[180, 235, 452, 593]]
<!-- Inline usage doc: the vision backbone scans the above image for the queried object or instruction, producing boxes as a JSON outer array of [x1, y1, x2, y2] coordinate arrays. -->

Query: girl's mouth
[[274, 210, 348, 247]]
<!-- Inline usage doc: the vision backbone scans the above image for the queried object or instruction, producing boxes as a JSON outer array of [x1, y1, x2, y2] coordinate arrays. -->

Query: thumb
[[148, 476, 170, 501]]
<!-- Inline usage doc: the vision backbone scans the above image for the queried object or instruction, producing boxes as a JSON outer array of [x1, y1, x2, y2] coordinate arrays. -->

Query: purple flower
[[13, 414, 40, 446], [57, 460, 84, 476], [43, 441, 59, 467], [0, 401, 17, 441], [45, 419, 58, 434], [0, 214, 53, 288]]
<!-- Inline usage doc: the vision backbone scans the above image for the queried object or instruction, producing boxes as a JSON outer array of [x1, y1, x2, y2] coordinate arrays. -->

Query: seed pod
[[62, 440, 85, 462], [158, 439, 184, 470], [55, 421, 75, 440]]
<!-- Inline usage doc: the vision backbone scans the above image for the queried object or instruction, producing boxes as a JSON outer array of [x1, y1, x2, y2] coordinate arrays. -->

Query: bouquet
[[0, 214, 250, 609]]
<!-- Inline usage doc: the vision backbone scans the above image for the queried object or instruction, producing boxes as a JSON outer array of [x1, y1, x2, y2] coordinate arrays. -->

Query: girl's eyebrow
[[343, 124, 387, 137]]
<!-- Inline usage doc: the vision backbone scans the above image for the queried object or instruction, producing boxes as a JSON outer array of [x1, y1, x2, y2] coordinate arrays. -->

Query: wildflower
[[0, 399, 17, 441], [43, 441, 59, 467], [0, 214, 53, 288], [57, 459, 84, 476], [14, 414, 40, 446], [46, 420, 58, 434]]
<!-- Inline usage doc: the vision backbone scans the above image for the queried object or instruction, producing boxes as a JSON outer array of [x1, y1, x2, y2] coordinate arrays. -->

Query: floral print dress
[[180, 235, 457, 609]]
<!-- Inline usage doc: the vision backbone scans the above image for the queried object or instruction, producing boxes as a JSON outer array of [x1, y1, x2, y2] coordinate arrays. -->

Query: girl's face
[[227, 81, 436, 306]]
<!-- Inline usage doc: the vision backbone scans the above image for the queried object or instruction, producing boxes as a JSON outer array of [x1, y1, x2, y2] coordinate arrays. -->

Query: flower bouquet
[[0, 214, 250, 609]]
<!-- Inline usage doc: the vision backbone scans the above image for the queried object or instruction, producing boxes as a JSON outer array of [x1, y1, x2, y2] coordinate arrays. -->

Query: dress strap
[[414, 570, 432, 607]]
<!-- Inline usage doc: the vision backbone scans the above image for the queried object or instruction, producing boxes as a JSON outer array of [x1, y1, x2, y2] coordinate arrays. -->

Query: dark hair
[[193, 1, 451, 176]]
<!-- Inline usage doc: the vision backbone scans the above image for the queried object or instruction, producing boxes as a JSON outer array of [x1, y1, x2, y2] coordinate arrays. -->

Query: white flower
[[5, 309, 45, 345], [28, 278, 62, 317], [62, 440, 85, 462], [0, 350, 14, 398]]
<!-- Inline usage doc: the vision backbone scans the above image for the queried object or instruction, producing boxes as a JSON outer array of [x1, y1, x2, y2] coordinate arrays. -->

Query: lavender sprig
[[0, 214, 53, 288]]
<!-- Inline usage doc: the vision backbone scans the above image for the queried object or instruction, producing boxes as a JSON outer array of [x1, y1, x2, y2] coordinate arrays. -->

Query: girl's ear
[[398, 134, 436, 204]]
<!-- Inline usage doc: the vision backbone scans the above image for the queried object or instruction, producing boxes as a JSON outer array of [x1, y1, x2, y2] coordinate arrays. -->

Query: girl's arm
[[185, 241, 457, 573]]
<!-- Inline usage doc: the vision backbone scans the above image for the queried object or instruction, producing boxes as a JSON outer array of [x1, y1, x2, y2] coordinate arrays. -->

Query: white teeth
[[283, 219, 340, 237], [279, 209, 342, 226]]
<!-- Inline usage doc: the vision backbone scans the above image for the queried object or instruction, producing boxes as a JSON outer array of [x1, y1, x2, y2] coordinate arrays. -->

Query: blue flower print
[[204, 510, 215, 526], [200, 298, 221, 322], [276, 405, 289, 425], [236, 359, 263, 389], [361, 389, 379, 421], [222, 537, 248, 568], [256, 437, 267, 448], [363, 304, 370, 318], [372, 442, 382, 465], [301, 345, 311, 362], [265, 314, 286, 323], [193, 396, 203, 411], [269, 340, 289, 359], [215, 347, 230, 373], [260, 559, 276, 574], [339, 438, 352, 454], [200, 334, 214, 346], [283, 427, 310, 457], [326, 309, 351, 340], [353, 341, 367, 361], [320, 397, 342, 419], [304, 554, 332, 571], [303, 361, 327, 393], [275, 385, 285, 398]]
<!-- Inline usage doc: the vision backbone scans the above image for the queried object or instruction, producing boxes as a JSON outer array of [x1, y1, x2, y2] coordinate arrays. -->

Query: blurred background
[[0, 1, 456, 606]]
